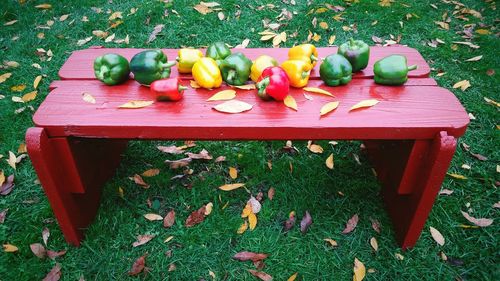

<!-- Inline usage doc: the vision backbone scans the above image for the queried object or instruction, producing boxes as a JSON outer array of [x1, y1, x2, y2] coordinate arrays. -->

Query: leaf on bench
[[350, 99, 379, 111], [207, 89, 236, 101], [118, 100, 154, 109], [213, 100, 252, 113], [284, 95, 297, 111]]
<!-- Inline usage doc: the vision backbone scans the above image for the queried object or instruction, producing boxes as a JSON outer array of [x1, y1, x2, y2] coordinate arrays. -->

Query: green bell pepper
[[338, 38, 370, 73], [319, 54, 353, 86], [206, 42, 231, 64], [373, 55, 417, 85], [93, 53, 130, 85], [130, 50, 176, 86], [219, 52, 253, 86]]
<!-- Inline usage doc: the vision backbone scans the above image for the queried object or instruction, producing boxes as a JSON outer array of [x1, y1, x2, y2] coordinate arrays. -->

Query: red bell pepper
[[256, 66, 290, 101], [150, 78, 187, 101]]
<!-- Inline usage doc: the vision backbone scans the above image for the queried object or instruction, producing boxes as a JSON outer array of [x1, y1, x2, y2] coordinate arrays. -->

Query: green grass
[[1, 0, 499, 280]]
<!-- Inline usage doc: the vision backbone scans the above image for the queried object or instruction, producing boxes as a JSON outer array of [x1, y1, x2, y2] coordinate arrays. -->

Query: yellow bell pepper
[[288, 44, 318, 68], [176, 48, 203, 74], [281, 60, 312, 88], [250, 55, 278, 82], [192, 57, 222, 89]]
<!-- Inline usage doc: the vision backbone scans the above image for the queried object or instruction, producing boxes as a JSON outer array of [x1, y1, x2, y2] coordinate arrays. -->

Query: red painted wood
[[397, 140, 431, 195], [35, 79, 468, 140], [58, 46, 431, 81]]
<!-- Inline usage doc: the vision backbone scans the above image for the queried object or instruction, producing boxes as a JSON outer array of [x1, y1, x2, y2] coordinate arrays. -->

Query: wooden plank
[[58, 46, 431, 80], [33, 79, 468, 140]]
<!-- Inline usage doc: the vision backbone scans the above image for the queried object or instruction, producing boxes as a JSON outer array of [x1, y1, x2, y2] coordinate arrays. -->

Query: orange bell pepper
[[281, 60, 312, 88], [288, 44, 318, 68]]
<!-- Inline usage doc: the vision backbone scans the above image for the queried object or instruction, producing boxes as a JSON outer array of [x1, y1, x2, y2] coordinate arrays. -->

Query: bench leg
[[365, 131, 457, 249], [26, 128, 127, 246]]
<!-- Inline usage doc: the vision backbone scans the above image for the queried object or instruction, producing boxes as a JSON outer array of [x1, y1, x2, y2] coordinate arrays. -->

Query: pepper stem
[[256, 77, 270, 94], [161, 61, 177, 69], [302, 71, 310, 79], [310, 54, 318, 62], [226, 70, 236, 82], [178, 85, 188, 92], [349, 37, 356, 48], [407, 64, 417, 71]]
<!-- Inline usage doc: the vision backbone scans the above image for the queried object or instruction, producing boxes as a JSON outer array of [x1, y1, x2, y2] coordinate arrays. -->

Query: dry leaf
[[144, 213, 163, 221], [194, 4, 213, 15], [205, 202, 213, 215], [429, 226, 445, 246], [353, 258, 366, 281], [232, 84, 256, 90], [128, 254, 146, 276], [132, 174, 149, 188], [237, 221, 248, 234], [303, 87, 334, 97], [350, 99, 379, 111], [218, 12, 225, 20], [328, 35, 336, 45], [207, 90, 236, 101], [42, 227, 50, 246], [77, 36, 92, 46], [342, 214, 359, 234], [30, 243, 46, 258], [185, 205, 207, 227], [324, 238, 338, 247], [163, 210, 175, 228], [132, 234, 155, 247], [46, 250, 66, 260], [465, 55, 482, 62], [452, 80, 471, 91], [370, 218, 381, 233], [142, 169, 159, 177], [164, 236, 174, 243], [33, 75, 42, 89], [248, 270, 273, 281], [284, 95, 297, 111], [229, 167, 238, 179], [248, 213, 257, 230], [4, 20, 18, 26], [43, 263, 61, 281], [235, 38, 250, 48], [370, 237, 378, 252], [22, 91, 37, 102], [319, 22, 328, 29], [287, 273, 298, 281], [452, 41, 480, 49], [248, 196, 261, 214], [320, 101, 339, 116], [395, 253, 404, 260], [147, 24, 164, 44], [59, 14, 69, 21], [218, 183, 245, 191], [461, 211, 493, 227], [104, 33, 115, 43], [213, 100, 252, 113], [11, 84, 26, 92], [157, 145, 184, 154], [118, 100, 154, 109], [447, 173, 467, 180], [108, 11, 122, 20], [3, 244, 18, 252], [233, 251, 268, 262], [308, 144, 323, 154], [35, 4, 52, 9], [439, 189, 454, 195], [186, 149, 212, 160], [0, 73, 12, 83], [268, 187, 275, 200], [300, 211, 312, 233], [284, 211, 296, 231], [325, 153, 334, 169], [7, 151, 16, 169], [165, 158, 191, 169]]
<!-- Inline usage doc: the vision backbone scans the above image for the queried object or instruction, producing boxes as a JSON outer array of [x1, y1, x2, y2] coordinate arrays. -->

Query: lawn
[[0, 0, 499, 280]]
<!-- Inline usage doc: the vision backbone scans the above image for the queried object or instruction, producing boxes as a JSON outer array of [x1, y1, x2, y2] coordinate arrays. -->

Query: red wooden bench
[[26, 46, 469, 248]]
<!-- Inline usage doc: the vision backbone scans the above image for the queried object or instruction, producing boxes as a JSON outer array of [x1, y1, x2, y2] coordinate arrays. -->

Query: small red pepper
[[150, 78, 187, 101], [256, 66, 290, 101]]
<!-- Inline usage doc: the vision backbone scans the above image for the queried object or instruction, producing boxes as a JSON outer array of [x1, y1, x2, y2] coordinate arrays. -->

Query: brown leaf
[[0, 209, 7, 224], [325, 153, 334, 169], [370, 218, 381, 233], [165, 157, 192, 169], [35, 4, 52, 9], [47, 250, 67, 260], [142, 168, 160, 177], [132, 234, 155, 247], [284, 211, 296, 231], [213, 100, 253, 114], [43, 263, 61, 281], [30, 243, 46, 258], [147, 24, 164, 44], [324, 238, 338, 247], [461, 211, 493, 227], [132, 174, 149, 188], [186, 149, 212, 160], [342, 214, 359, 234], [163, 210, 175, 228], [219, 183, 245, 191], [42, 227, 50, 246], [3, 243, 18, 252], [118, 100, 154, 109], [233, 251, 268, 262], [470, 153, 487, 161], [128, 254, 146, 276], [300, 211, 312, 233], [157, 145, 185, 154], [353, 258, 366, 281], [144, 213, 163, 221], [267, 187, 275, 200], [185, 205, 207, 227], [248, 212, 257, 230], [0, 174, 15, 195], [248, 270, 273, 281], [429, 226, 445, 246]]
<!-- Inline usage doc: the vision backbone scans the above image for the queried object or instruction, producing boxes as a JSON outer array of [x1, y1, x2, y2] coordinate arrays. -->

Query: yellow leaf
[[350, 99, 379, 111], [7, 151, 16, 169], [308, 144, 323, 154], [11, 84, 26, 92], [333, 13, 344, 22], [164, 236, 174, 243], [370, 237, 379, 251], [141, 168, 160, 177], [33, 75, 42, 89], [475, 29, 491, 35], [231, 84, 256, 90], [325, 153, 334, 169], [0, 73, 12, 83], [144, 213, 163, 221], [248, 213, 257, 230], [319, 22, 328, 29], [213, 100, 252, 114], [3, 244, 18, 252], [447, 173, 467, 180], [452, 80, 471, 91], [315, 7, 328, 13], [237, 221, 248, 234], [324, 238, 338, 247], [82, 92, 96, 104], [219, 183, 245, 191], [320, 101, 340, 116], [229, 167, 238, 179], [118, 100, 154, 109], [35, 4, 52, 9], [0, 170, 4, 186], [353, 258, 366, 281], [328, 35, 336, 45], [378, 0, 394, 7], [434, 21, 449, 30], [190, 80, 201, 88], [260, 34, 276, 41], [284, 95, 297, 111], [429, 226, 445, 246], [241, 203, 252, 218], [118, 186, 124, 198], [287, 273, 298, 281], [395, 253, 404, 260], [21, 91, 37, 102], [108, 11, 123, 20], [205, 202, 213, 215], [312, 33, 321, 42], [207, 89, 236, 101], [304, 87, 334, 97]]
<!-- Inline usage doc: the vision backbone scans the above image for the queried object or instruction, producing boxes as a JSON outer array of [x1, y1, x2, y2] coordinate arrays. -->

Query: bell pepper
[[219, 52, 253, 86], [256, 66, 289, 101], [288, 44, 318, 68], [93, 53, 130, 85], [338, 38, 370, 73], [130, 50, 176, 86], [150, 78, 187, 101], [319, 54, 353, 86], [176, 48, 203, 74], [250, 55, 278, 82], [192, 57, 222, 89], [281, 60, 312, 88], [373, 55, 417, 85], [206, 42, 231, 64]]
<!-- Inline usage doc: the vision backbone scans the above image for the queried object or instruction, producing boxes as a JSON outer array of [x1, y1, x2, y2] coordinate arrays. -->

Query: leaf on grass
[[465, 55, 482, 62], [33, 75, 42, 89], [77, 36, 93, 46], [7, 151, 16, 169], [248, 196, 261, 214], [284, 95, 297, 110], [185, 205, 207, 227], [324, 238, 338, 247], [204, 202, 213, 215], [82, 92, 96, 104], [22, 91, 37, 102], [132, 174, 149, 188], [213, 100, 252, 113], [370, 237, 378, 252], [186, 149, 212, 160], [248, 213, 257, 230], [233, 251, 268, 262], [132, 234, 155, 247], [429, 226, 445, 246], [0, 171, 4, 186], [300, 211, 312, 233], [439, 189, 454, 195], [320, 101, 339, 116], [47, 250, 66, 260], [219, 183, 245, 191], [304, 87, 334, 97], [164, 236, 174, 243], [235, 38, 251, 48], [452, 80, 471, 91], [350, 99, 379, 111], [325, 153, 334, 169], [0, 73, 12, 83], [353, 258, 366, 281], [452, 41, 480, 49], [42, 227, 50, 246], [3, 244, 18, 252], [287, 273, 298, 281], [43, 263, 61, 281], [144, 213, 163, 221], [268, 187, 275, 200], [284, 211, 296, 231], [11, 84, 26, 92], [395, 253, 404, 260], [157, 145, 184, 154], [35, 4, 52, 9], [0, 174, 14, 195], [447, 173, 467, 180], [232, 84, 256, 90], [147, 24, 164, 44], [142, 168, 159, 177], [470, 153, 487, 161], [0, 209, 7, 224], [128, 254, 146, 276], [4, 20, 18, 26], [237, 221, 248, 234], [165, 158, 192, 169], [229, 167, 238, 179], [342, 214, 359, 234], [118, 100, 154, 109], [207, 90, 236, 101], [163, 210, 175, 228], [248, 270, 273, 281], [461, 211, 493, 227], [30, 243, 46, 258]]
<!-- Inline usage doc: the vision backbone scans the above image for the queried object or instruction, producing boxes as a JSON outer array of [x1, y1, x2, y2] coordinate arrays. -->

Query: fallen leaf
[[3, 244, 18, 252], [164, 236, 174, 243], [42, 227, 50, 246], [320, 101, 340, 116], [452, 41, 480, 49], [370, 237, 378, 252], [11, 84, 26, 92], [350, 99, 379, 111], [248, 196, 261, 214], [157, 145, 184, 154], [30, 243, 46, 258], [219, 183, 245, 191], [108, 11, 122, 20], [4, 20, 18, 26], [325, 153, 334, 169], [248, 270, 272, 281], [118, 100, 154, 109], [429, 226, 445, 246], [447, 173, 467, 180], [324, 238, 338, 247], [132, 234, 155, 247], [0, 174, 15, 195], [59, 14, 69, 21], [207, 90, 236, 101], [287, 272, 298, 281], [186, 149, 212, 160], [77, 36, 93, 46], [185, 205, 207, 227], [190, 80, 200, 88], [284, 95, 297, 111], [267, 187, 275, 200], [33, 75, 42, 89], [22, 91, 37, 102], [0, 209, 7, 223], [81, 92, 96, 104], [300, 211, 312, 233], [165, 158, 192, 169], [493, 202, 500, 209], [452, 80, 471, 91], [35, 4, 52, 9], [476, 29, 491, 35], [43, 263, 61, 281], [284, 211, 296, 231], [395, 253, 404, 260], [218, 12, 225, 20], [232, 84, 256, 90], [142, 168, 159, 177], [439, 189, 454, 195], [353, 258, 366, 281], [465, 55, 482, 62], [144, 213, 163, 221], [147, 24, 164, 44], [7, 151, 16, 169], [0, 73, 12, 83], [194, 4, 213, 15], [248, 213, 257, 230], [470, 153, 487, 161], [104, 33, 115, 43], [461, 211, 493, 227], [237, 221, 248, 234], [132, 174, 149, 188], [213, 100, 252, 113], [235, 38, 251, 48], [163, 210, 175, 228], [233, 251, 268, 262], [342, 214, 359, 234], [303, 87, 334, 97], [128, 254, 146, 276], [47, 250, 66, 260], [205, 202, 213, 215]]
